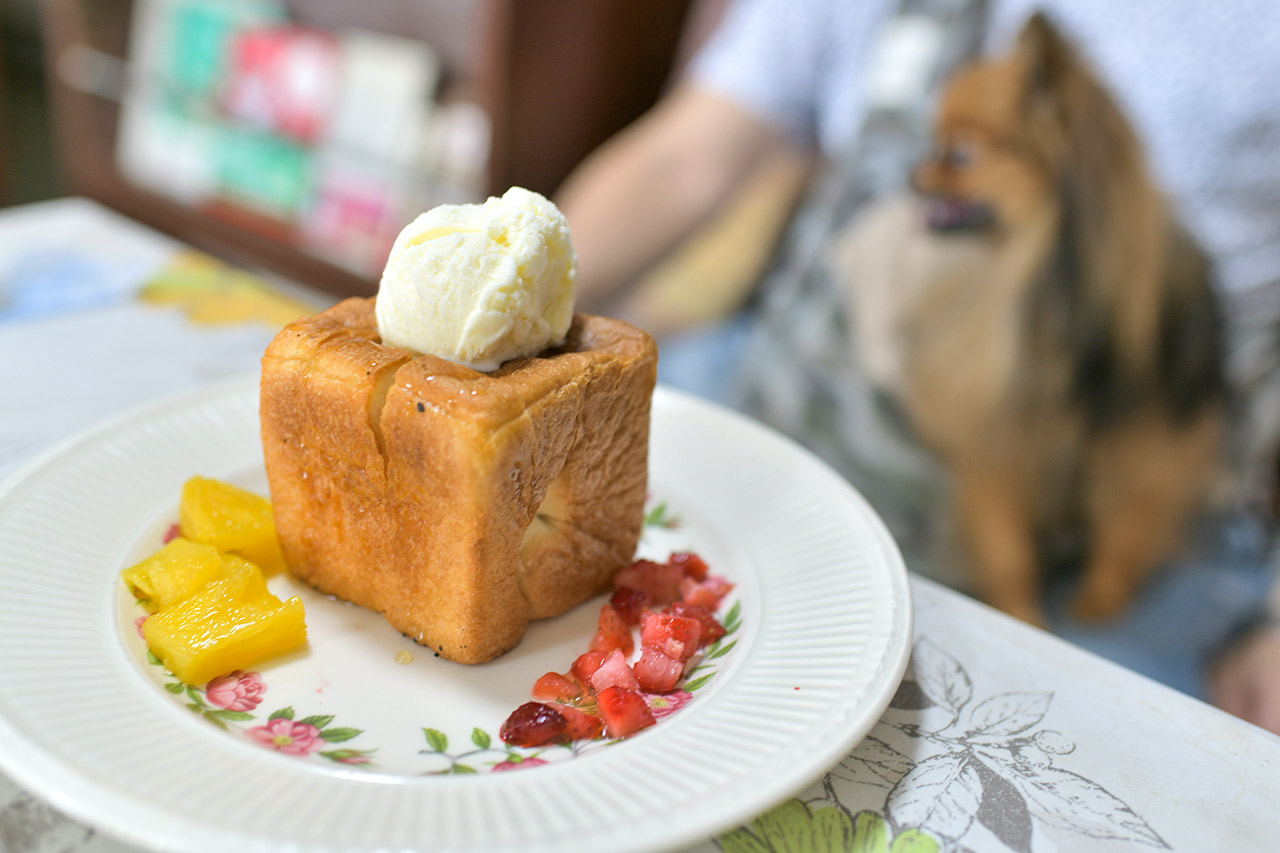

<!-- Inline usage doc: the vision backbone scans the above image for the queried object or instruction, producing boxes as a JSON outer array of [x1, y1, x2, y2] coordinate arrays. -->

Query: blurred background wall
[[0, 0, 62, 206]]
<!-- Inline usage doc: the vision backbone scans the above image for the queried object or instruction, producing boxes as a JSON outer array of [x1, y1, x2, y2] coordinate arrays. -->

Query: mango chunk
[[122, 537, 226, 612], [179, 476, 287, 573], [142, 555, 306, 685]]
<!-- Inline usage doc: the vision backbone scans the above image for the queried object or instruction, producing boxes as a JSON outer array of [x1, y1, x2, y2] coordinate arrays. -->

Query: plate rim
[[0, 375, 912, 853]]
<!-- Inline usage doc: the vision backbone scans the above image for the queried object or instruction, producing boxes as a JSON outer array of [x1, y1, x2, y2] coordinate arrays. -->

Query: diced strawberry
[[590, 648, 640, 693], [597, 686, 656, 738], [640, 611, 702, 661], [661, 638, 687, 660], [500, 702, 568, 747], [613, 559, 684, 605], [531, 671, 584, 704], [666, 601, 727, 648], [555, 703, 605, 741], [680, 575, 735, 609], [609, 586, 650, 625], [634, 645, 685, 693], [571, 650, 609, 682], [669, 551, 710, 581], [590, 604, 634, 656]]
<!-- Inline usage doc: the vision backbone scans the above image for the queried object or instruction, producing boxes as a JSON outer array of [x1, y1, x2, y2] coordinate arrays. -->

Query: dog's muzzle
[[923, 196, 996, 232]]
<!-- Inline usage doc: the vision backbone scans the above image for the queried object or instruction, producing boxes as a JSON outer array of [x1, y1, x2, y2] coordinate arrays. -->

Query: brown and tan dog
[[844, 13, 1227, 625]]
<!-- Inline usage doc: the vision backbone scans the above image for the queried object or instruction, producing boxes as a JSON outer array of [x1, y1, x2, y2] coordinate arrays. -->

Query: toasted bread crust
[[260, 297, 658, 662]]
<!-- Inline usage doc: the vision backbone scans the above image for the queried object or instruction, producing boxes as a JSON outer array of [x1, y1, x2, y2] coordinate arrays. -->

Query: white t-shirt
[[691, 0, 1280, 296]]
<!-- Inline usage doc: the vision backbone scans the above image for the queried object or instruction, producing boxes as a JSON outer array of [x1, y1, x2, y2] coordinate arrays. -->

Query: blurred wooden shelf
[[41, 0, 694, 297]]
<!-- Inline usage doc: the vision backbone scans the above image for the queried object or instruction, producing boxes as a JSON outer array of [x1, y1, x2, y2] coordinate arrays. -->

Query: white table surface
[[2, 198, 1278, 853]]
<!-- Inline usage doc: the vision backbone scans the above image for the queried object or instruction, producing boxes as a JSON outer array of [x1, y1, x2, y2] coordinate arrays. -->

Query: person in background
[[1211, 592, 1280, 735], [555, 0, 1280, 734]]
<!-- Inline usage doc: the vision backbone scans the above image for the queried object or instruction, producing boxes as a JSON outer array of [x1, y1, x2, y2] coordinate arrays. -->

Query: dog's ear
[[1014, 11, 1170, 374], [1013, 12, 1076, 137], [1015, 12, 1074, 95]]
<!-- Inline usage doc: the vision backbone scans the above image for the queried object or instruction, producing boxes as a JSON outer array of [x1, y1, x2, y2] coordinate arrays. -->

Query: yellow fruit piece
[[179, 476, 286, 574], [122, 537, 225, 612], [143, 555, 307, 685]]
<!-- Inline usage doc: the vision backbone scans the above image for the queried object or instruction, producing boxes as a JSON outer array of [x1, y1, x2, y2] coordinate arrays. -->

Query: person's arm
[[555, 83, 810, 314], [1210, 580, 1280, 734]]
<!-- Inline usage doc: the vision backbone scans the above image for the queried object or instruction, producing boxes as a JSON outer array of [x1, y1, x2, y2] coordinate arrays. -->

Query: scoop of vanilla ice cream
[[375, 187, 578, 371]]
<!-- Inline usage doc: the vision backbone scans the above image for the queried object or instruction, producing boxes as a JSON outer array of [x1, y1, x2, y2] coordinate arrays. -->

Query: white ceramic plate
[[0, 377, 911, 853]]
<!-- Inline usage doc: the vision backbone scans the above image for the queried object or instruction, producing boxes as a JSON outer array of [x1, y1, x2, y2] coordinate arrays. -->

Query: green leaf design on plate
[[707, 638, 738, 660], [319, 727, 361, 743], [164, 682, 185, 694], [269, 706, 295, 721], [200, 711, 228, 730], [722, 601, 742, 635], [424, 727, 449, 753], [685, 672, 715, 692], [146, 649, 163, 667], [472, 728, 492, 749], [644, 501, 680, 528], [450, 764, 477, 774], [300, 714, 334, 729], [207, 709, 255, 721], [320, 748, 375, 764]]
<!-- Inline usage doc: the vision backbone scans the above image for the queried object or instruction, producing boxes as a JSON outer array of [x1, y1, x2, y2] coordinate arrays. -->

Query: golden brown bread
[[260, 297, 658, 663]]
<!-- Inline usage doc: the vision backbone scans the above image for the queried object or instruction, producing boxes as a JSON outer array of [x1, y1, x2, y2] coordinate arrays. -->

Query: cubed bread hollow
[[260, 297, 659, 663]]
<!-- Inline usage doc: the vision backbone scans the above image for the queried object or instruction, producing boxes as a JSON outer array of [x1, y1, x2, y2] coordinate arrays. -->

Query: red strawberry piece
[[609, 586, 650, 625], [634, 645, 685, 693], [680, 575, 735, 609], [613, 559, 684, 605], [532, 671, 584, 704], [640, 612, 702, 661], [597, 686, 656, 738], [590, 604, 634, 656], [571, 650, 609, 683], [500, 702, 568, 747], [669, 551, 710, 581], [666, 601, 727, 648], [590, 648, 640, 693], [556, 703, 605, 741]]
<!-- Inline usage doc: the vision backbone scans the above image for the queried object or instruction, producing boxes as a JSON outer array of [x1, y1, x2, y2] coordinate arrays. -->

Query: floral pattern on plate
[[124, 497, 744, 775], [144, 662, 377, 765]]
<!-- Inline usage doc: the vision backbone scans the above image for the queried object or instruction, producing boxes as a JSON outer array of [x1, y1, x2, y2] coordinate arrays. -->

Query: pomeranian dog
[[836, 12, 1226, 625]]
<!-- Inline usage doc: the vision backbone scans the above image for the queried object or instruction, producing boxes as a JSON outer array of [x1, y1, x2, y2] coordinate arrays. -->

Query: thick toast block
[[260, 297, 658, 663]]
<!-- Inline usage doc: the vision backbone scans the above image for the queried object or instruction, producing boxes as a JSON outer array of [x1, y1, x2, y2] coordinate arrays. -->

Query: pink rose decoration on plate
[[645, 690, 692, 720], [206, 671, 266, 712], [248, 718, 326, 756]]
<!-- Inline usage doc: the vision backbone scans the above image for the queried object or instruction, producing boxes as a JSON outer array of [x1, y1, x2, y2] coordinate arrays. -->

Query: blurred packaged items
[[114, 0, 486, 278], [221, 24, 340, 144]]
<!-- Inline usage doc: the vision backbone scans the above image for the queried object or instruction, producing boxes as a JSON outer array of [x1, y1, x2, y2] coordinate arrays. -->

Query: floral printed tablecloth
[[2, 198, 1279, 852], [693, 575, 1280, 852]]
